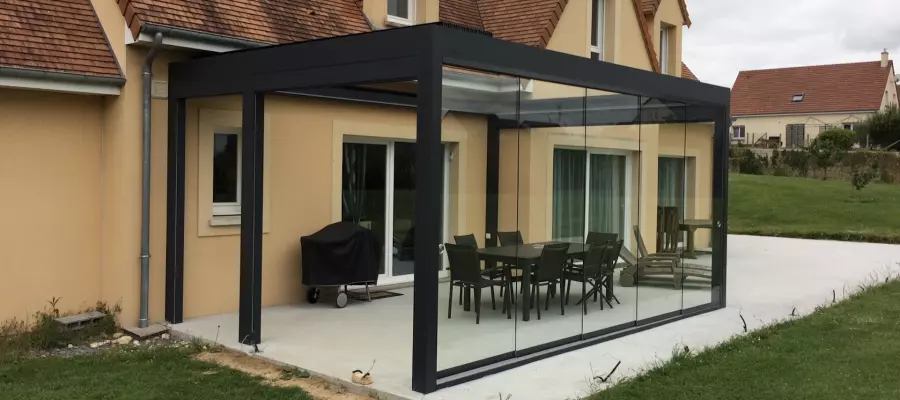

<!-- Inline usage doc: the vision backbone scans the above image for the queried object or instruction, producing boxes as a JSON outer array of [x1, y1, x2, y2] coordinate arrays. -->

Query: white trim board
[[0, 75, 120, 96]]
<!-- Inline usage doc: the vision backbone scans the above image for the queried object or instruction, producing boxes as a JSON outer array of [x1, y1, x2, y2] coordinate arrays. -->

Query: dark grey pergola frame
[[164, 23, 731, 394]]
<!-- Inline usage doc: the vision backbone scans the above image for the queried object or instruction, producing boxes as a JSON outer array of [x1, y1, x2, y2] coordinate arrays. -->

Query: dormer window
[[792, 93, 805, 103], [387, 0, 414, 26], [590, 0, 605, 60]]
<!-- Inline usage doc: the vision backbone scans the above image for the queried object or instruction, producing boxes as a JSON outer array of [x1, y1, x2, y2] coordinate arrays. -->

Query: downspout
[[139, 32, 163, 328]]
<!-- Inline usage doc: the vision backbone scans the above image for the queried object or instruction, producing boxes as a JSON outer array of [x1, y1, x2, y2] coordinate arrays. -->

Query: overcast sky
[[682, 0, 900, 87]]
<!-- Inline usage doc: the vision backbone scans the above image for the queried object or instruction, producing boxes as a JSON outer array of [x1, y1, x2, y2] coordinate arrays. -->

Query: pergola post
[[411, 44, 442, 394], [239, 91, 265, 345], [711, 107, 730, 306], [165, 97, 186, 323], [485, 117, 500, 248]]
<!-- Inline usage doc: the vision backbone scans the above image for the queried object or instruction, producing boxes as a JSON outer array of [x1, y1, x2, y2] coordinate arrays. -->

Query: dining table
[[475, 242, 590, 322], [679, 219, 713, 259]]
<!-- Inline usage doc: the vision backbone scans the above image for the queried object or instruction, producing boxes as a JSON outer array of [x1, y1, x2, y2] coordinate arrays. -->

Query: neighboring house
[[0, 0, 726, 392], [731, 51, 898, 148]]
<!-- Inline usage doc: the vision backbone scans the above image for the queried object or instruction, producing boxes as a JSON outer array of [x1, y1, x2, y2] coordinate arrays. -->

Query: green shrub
[[810, 129, 856, 179], [780, 150, 812, 177], [850, 166, 877, 191], [736, 149, 765, 175]]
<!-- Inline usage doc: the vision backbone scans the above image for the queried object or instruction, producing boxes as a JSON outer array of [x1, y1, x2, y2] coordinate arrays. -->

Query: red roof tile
[[0, 0, 120, 78], [681, 62, 697, 80], [642, 0, 660, 15], [440, 0, 484, 31], [119, 0, 371, 44], [731, 61, 893, 116], [477, 0, 567, 48]]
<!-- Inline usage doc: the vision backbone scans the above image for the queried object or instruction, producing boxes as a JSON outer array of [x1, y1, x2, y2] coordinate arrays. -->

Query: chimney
[[882, 49, 889, 68]]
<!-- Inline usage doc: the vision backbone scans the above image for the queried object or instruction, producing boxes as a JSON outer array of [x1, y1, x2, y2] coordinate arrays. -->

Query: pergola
[[164, 23, 731, 393]]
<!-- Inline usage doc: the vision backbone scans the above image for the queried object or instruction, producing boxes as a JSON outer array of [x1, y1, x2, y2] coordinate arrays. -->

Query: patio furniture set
[[447, 227, 713, 323]]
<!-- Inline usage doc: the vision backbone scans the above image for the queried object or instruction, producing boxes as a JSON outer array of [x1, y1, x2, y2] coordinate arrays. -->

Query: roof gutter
[[138, 23, 268, 52], [0, 66, 124, 95]]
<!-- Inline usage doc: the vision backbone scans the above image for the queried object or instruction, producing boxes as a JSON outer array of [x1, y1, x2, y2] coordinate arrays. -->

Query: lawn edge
[[588, 277, 900, 399], [728, 230, 900, 244]]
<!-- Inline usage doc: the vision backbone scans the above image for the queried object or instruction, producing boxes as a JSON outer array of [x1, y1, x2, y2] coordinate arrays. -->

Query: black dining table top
[[476, 242, 590, 260]]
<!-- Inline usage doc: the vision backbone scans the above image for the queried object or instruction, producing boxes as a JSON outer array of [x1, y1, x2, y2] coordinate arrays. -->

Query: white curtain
[[587, 154, 626, 239], [552, 149, 586, 242], [658, 157, 685, 216]]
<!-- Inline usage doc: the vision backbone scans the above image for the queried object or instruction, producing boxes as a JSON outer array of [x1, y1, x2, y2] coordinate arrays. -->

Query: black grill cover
[[301, 222, 381, 286]]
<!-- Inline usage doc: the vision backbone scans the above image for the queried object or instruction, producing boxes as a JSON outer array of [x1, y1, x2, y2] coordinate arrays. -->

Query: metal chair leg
[[490, 286, 496, 310], [448, 281, 453, 319], [475, 287, 482, 324]]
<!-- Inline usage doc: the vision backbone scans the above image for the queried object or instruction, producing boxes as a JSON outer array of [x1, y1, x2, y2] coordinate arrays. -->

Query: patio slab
[[172, 235, 900, 400]]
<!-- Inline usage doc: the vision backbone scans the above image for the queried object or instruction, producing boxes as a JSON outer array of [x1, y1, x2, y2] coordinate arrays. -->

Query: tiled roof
[[477, 0, 567, 48], [0, 0, 120, 78], [642, 0, 660, 15], [440, 0, 484, 31], [731, 61, 893, 116], [642, 0, 690, 26], [632, 0, 660, 73], [682, 63, 697, 80], [119, 0, 371, 44]]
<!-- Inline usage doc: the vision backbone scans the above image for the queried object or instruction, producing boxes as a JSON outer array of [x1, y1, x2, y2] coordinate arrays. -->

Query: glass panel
[[582, 88, 640, 335], [636, 97, 686, 321], [513, 80, 586, 352], [682, 108, 715, 309], [392, 142, 416, 277], [388, 0, 408, 19], [437, 68, 520, 371], [213, 133, 239, 203], [552, 149, 586, 242], [342, 142, 388, 275]]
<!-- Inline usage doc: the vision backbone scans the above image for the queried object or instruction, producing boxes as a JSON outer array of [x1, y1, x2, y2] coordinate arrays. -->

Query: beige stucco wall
[[880, 67, 898, 109], [652, 0, 684, 77], [733, 112, 872, 147], [497, 120, 714, 254], [0, 89, 104, 320]]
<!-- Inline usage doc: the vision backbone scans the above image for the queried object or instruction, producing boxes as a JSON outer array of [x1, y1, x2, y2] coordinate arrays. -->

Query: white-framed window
[[660, 25, 671, 74], [843, 123, 855, 131], [212, 130, 241, 216], [387, 0, 415, 26], [733, 125, 746, 140], [590, 0, 605, 60]]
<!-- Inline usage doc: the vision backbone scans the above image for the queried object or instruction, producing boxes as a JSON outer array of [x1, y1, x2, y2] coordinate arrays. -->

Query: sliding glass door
[[342, 139, 448, 284], [552, 149, 629, 243]]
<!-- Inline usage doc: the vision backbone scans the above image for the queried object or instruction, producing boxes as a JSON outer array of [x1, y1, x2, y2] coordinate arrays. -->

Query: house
[[731, 51, 898, 148], [0, 0, 728, 394]]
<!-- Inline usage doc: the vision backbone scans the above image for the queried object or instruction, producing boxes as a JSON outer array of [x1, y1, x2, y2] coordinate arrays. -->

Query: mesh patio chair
[[497, 231, 524, 247], [563, 244, 607, 315], [454, 233, 508, 300], [445, 243, 510, 324], [530, 243, 570, 320]]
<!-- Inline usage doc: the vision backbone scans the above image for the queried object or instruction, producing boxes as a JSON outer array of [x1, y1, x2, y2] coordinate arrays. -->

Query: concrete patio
[[172, 235, 900, 399]]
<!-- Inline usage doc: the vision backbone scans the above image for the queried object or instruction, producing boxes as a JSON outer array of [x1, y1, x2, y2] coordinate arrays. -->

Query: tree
[[809, 128, 855, 179], [856, 104, 900, 148]]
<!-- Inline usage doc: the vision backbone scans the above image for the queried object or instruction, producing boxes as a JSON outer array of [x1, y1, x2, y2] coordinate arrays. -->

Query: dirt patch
[[194, 351, 374, 400]]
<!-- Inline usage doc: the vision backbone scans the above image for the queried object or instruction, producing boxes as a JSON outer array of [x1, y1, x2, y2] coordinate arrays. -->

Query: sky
[[682, 0, 900, 88]]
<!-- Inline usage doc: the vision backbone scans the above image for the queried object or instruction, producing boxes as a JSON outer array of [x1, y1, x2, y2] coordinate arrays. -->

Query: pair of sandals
[[351, 370, 374, 385]]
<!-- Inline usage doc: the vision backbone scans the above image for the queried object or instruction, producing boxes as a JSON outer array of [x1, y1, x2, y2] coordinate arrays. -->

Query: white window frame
[[843, 123, 855, 131], [212, 129, 242, 216], [660, 25, 670, 74], [733, 125, 746, 140], [590, 0, 605, 60], [386, 0, 415, 26]]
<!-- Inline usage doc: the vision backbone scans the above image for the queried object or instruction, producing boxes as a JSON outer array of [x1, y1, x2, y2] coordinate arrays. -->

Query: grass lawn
[[729, 173, 900, 242], [590, 280, 900, 400], [0, 347, 311, 400]]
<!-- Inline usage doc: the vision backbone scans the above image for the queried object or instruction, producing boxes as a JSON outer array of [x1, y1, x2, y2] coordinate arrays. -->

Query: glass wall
[[435, 66, 721, 375]]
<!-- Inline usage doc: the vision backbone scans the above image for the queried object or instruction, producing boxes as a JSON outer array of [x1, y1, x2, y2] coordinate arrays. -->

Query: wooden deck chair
[[621, 226, 712, 289]]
